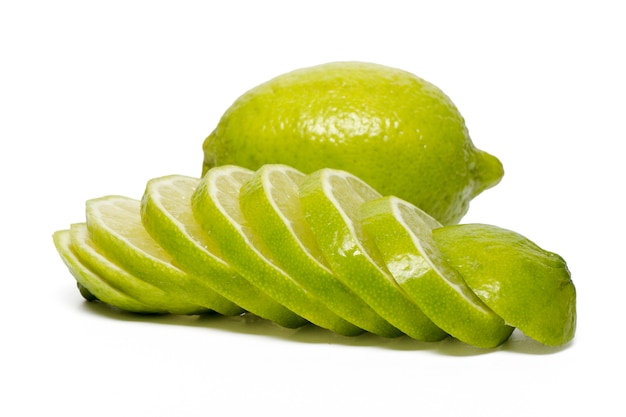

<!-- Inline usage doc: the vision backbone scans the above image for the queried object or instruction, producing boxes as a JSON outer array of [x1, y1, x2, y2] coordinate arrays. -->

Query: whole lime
[[202, 61, 503, 225]]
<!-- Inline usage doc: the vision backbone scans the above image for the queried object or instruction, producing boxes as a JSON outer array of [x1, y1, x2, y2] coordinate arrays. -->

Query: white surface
[[2, 1, 624, 416]]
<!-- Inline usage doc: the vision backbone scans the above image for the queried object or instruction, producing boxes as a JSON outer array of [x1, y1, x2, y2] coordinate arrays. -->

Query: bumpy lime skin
[[202, 61, 504, 225], [433, 224, 576, 346]]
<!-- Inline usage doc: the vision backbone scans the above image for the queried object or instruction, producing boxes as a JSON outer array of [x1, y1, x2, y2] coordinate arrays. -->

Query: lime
[[140, 174, 309, 328], [433, 224, 576, 346], [202, 61, 503, 225], [54, 224, 166, 313], [360, 196, 514, 348], [298, 168, 447, 341], [238, 164, 399, 337], [85, 195, 241, 315], [191, 165, 362, 335]]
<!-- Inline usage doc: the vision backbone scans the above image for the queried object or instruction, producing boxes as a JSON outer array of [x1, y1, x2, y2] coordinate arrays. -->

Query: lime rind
[[53, 228, 158, 313], [239, 164, 399, 337], [140, 174, 309, 328], [192, 165, 362, 335], [299, 168, 447, 341], [360, 196, 514, 348], [85, 196, 239, 315], [433, 224, 576, 346]]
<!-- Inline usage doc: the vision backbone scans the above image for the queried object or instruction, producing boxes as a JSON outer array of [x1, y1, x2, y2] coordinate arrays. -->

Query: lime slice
[[360, 196, 514, 348], [85, 195, 240, 316], [239, 164, 400, 337], [54, 224, 165, 313], [298, 168, 447, 341], [192, 165, 362, 336], [140, 174, 308, 328], [433, 224, 576, 346]]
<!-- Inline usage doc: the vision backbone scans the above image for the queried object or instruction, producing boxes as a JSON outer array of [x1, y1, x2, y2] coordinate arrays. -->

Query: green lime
[[360, 196, 514, 348], [140, 174, 309, 327], [298, 168, 447, 341], [85, 195, 240, 315], [203, 61, 503, 225], [54, 224, 165, 313], [238, 164, 399, 337], [433, 224, 576, 346], [191, 165, 362, 335]]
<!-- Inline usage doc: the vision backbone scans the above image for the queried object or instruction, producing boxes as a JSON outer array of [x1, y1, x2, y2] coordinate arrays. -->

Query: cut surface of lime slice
[[85, 195, 239, 315], [298, 168, 447, 341], [239, 164, 399, 337], [360, 196, 514, 348], [433, 224, 576, 346], [192, 165, 363, 335], [141, 174, 311, 328], [55, 224, 166, 313]]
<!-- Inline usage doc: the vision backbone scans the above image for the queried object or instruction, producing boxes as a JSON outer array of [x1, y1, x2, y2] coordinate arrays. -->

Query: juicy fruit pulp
[[54, 164, 576, 348], [202, 61, 504, 225]]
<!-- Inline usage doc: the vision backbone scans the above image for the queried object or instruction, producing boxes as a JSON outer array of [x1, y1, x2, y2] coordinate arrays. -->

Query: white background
[[2, 1, 624, 416]]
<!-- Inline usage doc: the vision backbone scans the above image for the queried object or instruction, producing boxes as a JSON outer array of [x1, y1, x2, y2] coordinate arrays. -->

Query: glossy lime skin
[[203, 61, 503, 225], [433, 224, 576, 346]]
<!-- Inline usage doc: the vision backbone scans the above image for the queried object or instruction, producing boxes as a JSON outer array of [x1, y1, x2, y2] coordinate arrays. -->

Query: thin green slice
[[299, 168, 447, 341], [85, 195, 240, 316], [360, 196, 514, 348], [192, 165, 362, 335], [239, 164, 399, 337], [141, 174, 309, 328], [53, 223, 161, 313], [433, 224, 576, 346]]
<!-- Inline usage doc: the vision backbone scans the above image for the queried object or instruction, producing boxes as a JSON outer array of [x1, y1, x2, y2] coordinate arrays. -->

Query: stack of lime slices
[[53, 164, 576, 348]]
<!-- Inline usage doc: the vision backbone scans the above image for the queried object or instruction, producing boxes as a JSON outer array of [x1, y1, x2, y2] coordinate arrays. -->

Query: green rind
[[299, 169, 447, 341], [53, 228, 167, 314], [140, 174, 312, 327], [192, 166, 363, 335], [433, 224, 576, 346], [361, 197, 513, 348], [239, 164, 400, 337], [85, 196, 238, 315]]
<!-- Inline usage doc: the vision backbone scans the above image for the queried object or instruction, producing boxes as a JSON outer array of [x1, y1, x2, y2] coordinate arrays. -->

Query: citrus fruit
[[202, 61, 503, 225], [360, 196, 514, 348], [140, 174, 309, 328], [84, 195, 241, 315], [298, 167, 447, 341], [191, 165, 362, 335], [53, 226, 158, 314], [238, 164, 399, 337], [432, 224, 576, 346]]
